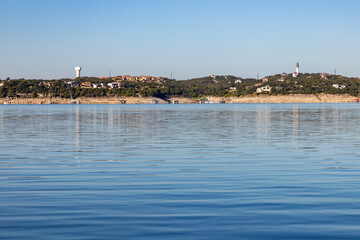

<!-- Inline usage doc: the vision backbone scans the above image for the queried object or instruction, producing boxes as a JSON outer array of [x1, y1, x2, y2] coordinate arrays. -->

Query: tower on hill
[[296, 62, 299, 74], [75, 66, 81, 78], [293, 62, 300, 77]]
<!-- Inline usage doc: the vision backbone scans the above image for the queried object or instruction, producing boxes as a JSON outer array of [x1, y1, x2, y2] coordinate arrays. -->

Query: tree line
[[1, 74, 359, 99]]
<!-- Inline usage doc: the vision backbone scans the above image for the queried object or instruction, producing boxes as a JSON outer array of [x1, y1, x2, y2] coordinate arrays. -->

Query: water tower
[[75, 66, 81, 78]]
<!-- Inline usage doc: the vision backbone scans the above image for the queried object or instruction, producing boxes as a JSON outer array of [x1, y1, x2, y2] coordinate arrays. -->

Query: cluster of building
[[69, 66, 168, 88], [64, 75, 169, 89], [64, 65, 349, 93], [111, 75, 168, 83], [65, 81, 117, 89], [320, 73, 333, 80], [256, 63, 347, 93], [106, 75, 169, 89]]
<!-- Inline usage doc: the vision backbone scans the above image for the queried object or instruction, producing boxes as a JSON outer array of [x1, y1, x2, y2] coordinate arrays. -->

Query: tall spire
[[296, 62, 299, 74], [293, 62, 300, 78]]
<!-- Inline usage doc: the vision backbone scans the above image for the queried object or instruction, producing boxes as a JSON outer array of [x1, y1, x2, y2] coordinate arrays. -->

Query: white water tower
[[75, 66, 81, 78]]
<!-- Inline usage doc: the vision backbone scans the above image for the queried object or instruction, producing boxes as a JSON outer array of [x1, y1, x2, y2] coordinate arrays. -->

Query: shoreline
[[1, 94, 358, 104]]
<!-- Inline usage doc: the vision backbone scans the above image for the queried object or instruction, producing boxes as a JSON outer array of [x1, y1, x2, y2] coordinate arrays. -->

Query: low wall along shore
[[1, 94, 358, 104]]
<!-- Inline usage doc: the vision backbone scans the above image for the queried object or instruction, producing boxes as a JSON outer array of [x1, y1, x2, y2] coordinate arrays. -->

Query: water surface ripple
[[1, 104, 360, 239]]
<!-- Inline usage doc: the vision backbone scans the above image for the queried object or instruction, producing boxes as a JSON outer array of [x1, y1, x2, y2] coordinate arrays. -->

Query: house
[[332, 84, 346, 89], [235, 80, 242, 84], [256, 85, 272, 93], [107, 82, 120, 88], [112, 76, 125, 81], [321, 73, 333, 80], [80, 82, 92, 88], [262, 78, 269, 83], [66, 81, 78, 87], [92, 83, 103, 88], [40, 81, 54, 87]]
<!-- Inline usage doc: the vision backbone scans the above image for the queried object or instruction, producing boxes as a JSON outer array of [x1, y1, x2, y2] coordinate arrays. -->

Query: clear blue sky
[[1, 0, 359, 80]]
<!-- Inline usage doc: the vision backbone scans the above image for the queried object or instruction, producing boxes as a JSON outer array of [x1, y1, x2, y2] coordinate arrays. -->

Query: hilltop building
[[111, 75, 168, 83], [320, 73, 333, 80], [75, 66, 81, 78], [292, 63, 300, 77]]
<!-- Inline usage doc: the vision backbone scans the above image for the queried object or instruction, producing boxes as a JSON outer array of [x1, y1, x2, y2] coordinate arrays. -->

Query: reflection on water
[[1, 104, 360, 239]]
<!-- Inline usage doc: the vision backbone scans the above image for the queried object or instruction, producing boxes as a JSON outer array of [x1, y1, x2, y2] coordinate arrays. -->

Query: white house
[[107, 82, 120, 88], [332, 84, 346, 89], [229, 87, 237, 90], [257, 85, 272, 93]]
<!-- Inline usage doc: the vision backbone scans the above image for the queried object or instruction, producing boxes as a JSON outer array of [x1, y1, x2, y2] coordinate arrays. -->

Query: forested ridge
[[1, 73, 359, 99]]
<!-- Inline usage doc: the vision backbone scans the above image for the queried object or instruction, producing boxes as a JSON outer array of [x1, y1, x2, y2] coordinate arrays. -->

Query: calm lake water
[[1, 103, 360, 239]]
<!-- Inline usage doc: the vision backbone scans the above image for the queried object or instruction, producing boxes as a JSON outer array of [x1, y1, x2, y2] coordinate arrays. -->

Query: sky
[[1, 0, 360, 80]]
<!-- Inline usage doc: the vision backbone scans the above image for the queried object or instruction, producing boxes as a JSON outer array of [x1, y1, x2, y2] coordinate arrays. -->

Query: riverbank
[[1, 94, 358, 104]]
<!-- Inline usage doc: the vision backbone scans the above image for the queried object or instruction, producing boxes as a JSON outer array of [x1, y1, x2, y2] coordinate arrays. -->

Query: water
[[1, 103, 360, 239]]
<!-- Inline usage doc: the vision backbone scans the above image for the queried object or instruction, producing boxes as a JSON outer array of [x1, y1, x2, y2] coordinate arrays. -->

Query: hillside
[[0, 73, 359, 100]]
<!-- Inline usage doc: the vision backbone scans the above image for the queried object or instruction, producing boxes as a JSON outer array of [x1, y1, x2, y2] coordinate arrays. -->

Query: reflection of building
[[75, 106, 80, 149], [256, 105, 270, 142]]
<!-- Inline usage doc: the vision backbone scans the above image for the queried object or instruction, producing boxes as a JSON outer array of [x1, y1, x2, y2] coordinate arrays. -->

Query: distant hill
[[0, 73, 359, 99]]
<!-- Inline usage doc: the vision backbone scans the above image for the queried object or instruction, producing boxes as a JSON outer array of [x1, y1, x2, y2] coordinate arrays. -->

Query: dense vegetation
[[1, 73, 360, 99]]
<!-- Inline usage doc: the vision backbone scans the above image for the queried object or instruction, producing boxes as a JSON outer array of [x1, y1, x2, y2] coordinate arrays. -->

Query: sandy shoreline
[[1, 94, 358, 104]]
